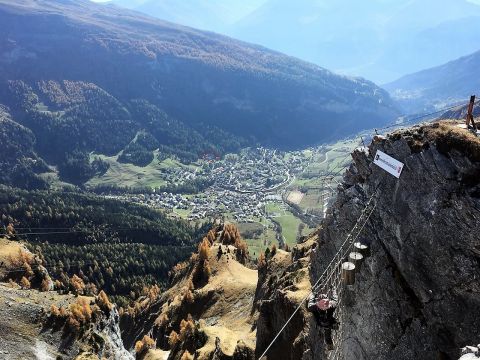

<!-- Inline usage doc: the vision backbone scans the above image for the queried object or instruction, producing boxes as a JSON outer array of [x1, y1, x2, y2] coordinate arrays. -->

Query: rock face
[[91, 308, 134, 360], [254, 121, 480, 360], [0, 237, 133, 360], [254, 240, 316, 360], [460, 344, 480, 360], [309, 121, 480, 359]]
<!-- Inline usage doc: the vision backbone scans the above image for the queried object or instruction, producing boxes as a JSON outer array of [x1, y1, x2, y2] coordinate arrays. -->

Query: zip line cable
[[2, 225, 199, 237], [377, 97, 480, 132], [311, 98, 478, 196]]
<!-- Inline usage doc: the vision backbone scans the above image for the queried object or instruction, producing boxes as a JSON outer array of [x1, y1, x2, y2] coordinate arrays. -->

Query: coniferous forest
[[0, 186, 210, 305]]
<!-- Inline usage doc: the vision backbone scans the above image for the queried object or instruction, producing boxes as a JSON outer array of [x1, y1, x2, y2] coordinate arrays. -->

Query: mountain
[[229, 0, 480, 83], [0, 238, 133, 359], [111, 0, 480, 83], [384, 49, 480, 113], [0, 0, 397, 188], [121, 224, 258, 359]]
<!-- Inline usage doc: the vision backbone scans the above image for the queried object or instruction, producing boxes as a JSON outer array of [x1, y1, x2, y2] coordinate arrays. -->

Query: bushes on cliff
[[166, 314, 206, 358], [97, 290, 113, 312], [5, 247, 52, 291], [70, 274, 85, 295], [20, 276, 31, 289], [47, 294, 116, 337], [180, 351, 193, 360], [135, 335, 156, 358]]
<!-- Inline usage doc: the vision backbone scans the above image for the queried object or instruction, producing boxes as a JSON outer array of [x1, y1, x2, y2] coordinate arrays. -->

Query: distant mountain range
[[111, 0, 480, 83], [112, 0, 266, 33], [384, 49, 480, 113], [0, 0, 397, 189], [232, 0, 480, 83], [103, 0, 480, 113]]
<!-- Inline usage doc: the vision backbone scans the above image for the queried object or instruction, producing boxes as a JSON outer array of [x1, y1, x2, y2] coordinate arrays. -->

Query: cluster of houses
[[210, 147, 308, 193], [123, 192, 191, 210], [187, 189, 266, 222], [112, 147, 316, 224], [158, 166, 201, 185]]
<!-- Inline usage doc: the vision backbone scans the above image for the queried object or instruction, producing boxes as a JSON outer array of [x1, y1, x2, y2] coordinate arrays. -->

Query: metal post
[[466, 95, 476, 129]]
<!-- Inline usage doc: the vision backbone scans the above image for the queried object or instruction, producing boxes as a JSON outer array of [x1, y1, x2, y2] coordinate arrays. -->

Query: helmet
[[316, 297, 330, 310]]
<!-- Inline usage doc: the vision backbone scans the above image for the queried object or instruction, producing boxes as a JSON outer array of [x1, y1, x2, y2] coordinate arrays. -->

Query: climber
[[307, 289, 338, 351]]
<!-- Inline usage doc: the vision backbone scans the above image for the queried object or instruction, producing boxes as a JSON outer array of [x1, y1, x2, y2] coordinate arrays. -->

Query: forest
[[1, 81, 249, 189], [0, 186, 210, 305]]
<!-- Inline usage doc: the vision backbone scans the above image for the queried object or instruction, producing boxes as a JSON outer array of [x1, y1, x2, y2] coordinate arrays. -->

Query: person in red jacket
[[307, 290, 338, 350]]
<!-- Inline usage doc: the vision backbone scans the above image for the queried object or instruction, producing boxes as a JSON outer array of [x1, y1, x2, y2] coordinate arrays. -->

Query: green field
[[273, 210, 303, 247], [266, 202, 285, 215], [292, 138, 360, 211], [86, 151, 196, 189], [300, 190, 324, 208], [172, 208, 191, 219], [244, 226, 278, 259], [304, 140, 358, 176], [235, 220, 281, 259]]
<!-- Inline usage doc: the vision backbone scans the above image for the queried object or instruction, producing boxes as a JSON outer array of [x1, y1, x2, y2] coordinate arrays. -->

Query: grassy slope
[[86, 151, 197, 189]]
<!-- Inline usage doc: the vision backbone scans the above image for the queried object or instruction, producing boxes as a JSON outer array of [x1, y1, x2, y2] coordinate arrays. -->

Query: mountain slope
[[229, 0, 480, 83], [384, 49, 480, 112], [0, 0, 398, 187], [0, 106, 48, 189], [0, 237, 133, 359], [121, 225, 258, 359]]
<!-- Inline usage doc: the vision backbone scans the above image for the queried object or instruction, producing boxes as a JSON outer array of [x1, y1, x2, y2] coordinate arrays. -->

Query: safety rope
[[258, 190, 378, 359], [325, 206, 376, 360]]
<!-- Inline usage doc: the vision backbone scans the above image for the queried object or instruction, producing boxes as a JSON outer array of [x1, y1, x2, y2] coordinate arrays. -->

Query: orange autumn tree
[[192, 237, 212, 287], [135, 335, 155, 356], [70, 274, 85, 295], [220, 224, 249, 264]]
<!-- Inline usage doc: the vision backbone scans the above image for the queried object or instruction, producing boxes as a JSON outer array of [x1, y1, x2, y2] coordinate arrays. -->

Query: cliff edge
[[309, 121, 480, 359], [256, 120, 480, 360]]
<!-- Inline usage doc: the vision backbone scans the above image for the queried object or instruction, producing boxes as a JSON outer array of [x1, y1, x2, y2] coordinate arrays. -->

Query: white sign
[[373, 150, 404, 178]]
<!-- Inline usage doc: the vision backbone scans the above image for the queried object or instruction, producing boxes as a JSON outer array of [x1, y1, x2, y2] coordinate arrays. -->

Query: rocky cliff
[[256, 120, 480, 360], [0, 237, 133, 360]]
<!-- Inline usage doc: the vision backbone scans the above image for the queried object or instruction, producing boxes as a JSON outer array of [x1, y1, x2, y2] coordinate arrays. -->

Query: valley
[[1, 1, 479, 359], [92, 137, 360, 258]]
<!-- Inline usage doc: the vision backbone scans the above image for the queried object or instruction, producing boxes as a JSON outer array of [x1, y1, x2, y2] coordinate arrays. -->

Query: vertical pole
[[321, 178, 325, 218], [466, 95, 476, 129]]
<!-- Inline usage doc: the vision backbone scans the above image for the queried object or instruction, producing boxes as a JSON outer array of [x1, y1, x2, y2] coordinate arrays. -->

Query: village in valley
[[102, 138, 362, 257]]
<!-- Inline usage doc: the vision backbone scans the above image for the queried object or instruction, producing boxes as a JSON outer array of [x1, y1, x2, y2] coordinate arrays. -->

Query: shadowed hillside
[[0, 0, 398, 186]]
